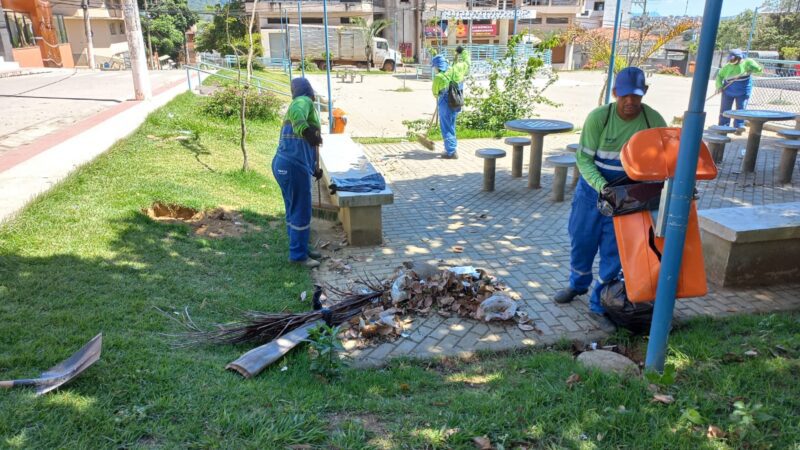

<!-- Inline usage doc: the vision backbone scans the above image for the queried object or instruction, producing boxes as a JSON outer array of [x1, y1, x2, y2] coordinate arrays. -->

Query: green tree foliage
[[457, 33, 560, 134], [195, 0, 262, 57], [716, 7, 800, 58], [139, 0, 197, 59]]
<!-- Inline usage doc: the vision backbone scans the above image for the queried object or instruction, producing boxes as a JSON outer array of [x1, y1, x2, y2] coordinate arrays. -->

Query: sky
[[645, 0, 763, 17]]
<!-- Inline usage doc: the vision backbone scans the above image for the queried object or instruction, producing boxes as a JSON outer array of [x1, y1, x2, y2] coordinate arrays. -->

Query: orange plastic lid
[[621, 127, 718, 181]]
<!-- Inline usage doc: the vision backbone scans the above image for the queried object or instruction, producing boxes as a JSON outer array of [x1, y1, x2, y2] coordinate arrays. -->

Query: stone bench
[[703, 133, 731, 164], [319, 134, 394, 246], [504, 137, 530, 178], [475, 148, 506, 192], [565, 143, 581, 187], [777, 139, 800, 184], [707, 125, 737, 136], [545, 154, 577, 202], [698, 202, 800, 287], [777, 129, 800, 140]]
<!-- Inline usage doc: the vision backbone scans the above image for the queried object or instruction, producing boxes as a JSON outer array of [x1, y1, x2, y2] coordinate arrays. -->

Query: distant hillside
[[189, 0, 225, 18]]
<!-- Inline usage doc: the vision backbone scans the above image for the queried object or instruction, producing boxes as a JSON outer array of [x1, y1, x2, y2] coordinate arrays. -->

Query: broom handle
[[315, 145, 321, 209]]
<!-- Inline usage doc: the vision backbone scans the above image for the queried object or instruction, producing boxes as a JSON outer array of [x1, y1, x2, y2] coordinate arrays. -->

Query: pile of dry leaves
[[336, 262, 539, 346]]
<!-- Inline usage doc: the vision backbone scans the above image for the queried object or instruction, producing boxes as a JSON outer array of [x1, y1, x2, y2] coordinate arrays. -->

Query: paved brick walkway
[[314, 133, 800, 367]]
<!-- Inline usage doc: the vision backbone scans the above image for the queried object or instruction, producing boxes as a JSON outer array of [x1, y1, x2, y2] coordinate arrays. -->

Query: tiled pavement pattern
[[314, 132, 800, 367]]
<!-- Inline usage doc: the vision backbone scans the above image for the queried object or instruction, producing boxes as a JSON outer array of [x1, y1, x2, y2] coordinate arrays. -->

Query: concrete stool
[[545, 154, 576, 202], [703, 133, 731, 164], [476, 148, 507, 192], [565, 143, 581, 187], [504, 137, 531, 178], [777, 129, 800, 140], [777, 139, 800, 184], [707, 125, 737, 136]]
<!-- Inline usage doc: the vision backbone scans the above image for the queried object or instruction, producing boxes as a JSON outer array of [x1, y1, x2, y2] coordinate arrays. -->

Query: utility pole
[[122, 0, 152, 100], [143, 0, 154, 69], [81, 0, 96, 69], [468, 0, 473, 46]]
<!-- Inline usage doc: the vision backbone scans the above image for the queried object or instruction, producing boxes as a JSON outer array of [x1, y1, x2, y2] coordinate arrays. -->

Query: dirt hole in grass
[[143, 202, 261, 238]]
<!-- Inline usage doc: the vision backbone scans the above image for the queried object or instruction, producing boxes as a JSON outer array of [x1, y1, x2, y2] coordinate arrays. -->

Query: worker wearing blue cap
[[716, 49, 763, 132], [271, 77, 324, 268], [554, 67, 667, 314]]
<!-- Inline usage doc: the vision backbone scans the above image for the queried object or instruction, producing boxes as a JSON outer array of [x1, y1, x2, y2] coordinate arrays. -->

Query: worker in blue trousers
[[716, 48, 763, 133], [553, 67, 667, 314], [431, 46, 469, 159], [271, 77, 324, 268]]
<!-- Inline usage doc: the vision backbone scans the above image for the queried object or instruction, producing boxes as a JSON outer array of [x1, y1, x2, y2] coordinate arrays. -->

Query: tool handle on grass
[[0, 378, 39, 388]]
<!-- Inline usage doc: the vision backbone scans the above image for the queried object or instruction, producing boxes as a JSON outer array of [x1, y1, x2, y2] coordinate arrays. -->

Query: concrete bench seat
[[777, 129, 800, 140], [707, 125, 737, 136], [545, 154, 577, 202], [504, 137, 531, 178], [319, 134, 394, 246], [699, 202, 800, 287], [703, 133, 731, 164], [777, 139, 800, 184], [476, 148, 506, 192]]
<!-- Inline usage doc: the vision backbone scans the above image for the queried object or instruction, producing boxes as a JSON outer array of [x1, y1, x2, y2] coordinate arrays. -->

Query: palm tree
[[351, 17, 392, 71]]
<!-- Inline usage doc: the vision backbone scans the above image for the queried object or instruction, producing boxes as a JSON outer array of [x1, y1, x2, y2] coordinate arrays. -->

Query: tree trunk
[[240, 92, 248, 171]]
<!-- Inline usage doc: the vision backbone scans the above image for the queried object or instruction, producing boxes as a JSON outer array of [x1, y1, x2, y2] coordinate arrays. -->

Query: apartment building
[[245, 0, 595, 68], [0, 0, 127, 68]]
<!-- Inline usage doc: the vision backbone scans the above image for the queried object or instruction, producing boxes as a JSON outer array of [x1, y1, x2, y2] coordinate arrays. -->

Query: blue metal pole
[[322, 0, 333, 132], [604, 0, 623, 104], [298, 1, 305, 76], [394, 10, 398, 73], [644, 0, 724, 372], [746, 6, 758, 56]]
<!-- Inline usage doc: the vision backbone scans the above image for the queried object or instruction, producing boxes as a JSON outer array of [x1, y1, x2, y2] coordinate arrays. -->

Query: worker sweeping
[[716, 48, 763, 133], [271, 77, 324, 268], [431, 47, 469, 159], [553, 67, 667, 314]]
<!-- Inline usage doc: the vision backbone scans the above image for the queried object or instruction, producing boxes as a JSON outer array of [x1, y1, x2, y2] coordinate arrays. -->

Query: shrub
[[203, 86, 283, 121]]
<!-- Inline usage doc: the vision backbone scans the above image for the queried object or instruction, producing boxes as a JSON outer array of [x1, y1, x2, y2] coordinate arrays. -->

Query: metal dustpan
[[0, 333, 103, 396]]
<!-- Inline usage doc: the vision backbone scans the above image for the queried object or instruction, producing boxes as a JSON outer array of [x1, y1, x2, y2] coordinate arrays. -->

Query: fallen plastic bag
[[600, 279, 653, 334], [476, 295, 517, 321]]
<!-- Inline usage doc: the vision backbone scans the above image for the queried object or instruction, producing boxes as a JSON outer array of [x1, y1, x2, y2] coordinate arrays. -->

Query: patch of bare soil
[[143, 202, 261, 238]]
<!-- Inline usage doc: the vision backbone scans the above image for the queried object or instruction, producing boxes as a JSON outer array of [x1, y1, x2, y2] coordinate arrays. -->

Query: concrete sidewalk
[[0, 73, 197, 224]]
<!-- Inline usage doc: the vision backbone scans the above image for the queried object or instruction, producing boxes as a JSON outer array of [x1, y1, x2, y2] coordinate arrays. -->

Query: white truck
[[280, 24, 401, 71]]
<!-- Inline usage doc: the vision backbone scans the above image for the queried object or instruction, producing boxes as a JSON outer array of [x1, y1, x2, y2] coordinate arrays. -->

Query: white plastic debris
[[391, 273, 410, 304], [476, 294, 518, 321], [449, 266, 480, 278]]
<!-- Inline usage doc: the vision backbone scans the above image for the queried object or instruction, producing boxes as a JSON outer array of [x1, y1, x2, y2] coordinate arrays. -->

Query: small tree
[[457, 33, 561, 135], [565, 19, 696, 105], [350, 17, 392, 70]]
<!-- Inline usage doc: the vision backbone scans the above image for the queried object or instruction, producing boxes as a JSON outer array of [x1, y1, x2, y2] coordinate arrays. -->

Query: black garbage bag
[[600, 279, 654, 334], [598, 176, 663, 217]]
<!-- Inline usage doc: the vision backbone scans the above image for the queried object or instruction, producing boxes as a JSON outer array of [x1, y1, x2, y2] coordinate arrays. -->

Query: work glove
[[600, 185, 617, 206], [302, 126, 323, 148], [313, 168, 323, 181]]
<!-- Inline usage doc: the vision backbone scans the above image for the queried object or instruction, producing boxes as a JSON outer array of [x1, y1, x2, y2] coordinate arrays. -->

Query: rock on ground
[[576, 350, 640, 376]]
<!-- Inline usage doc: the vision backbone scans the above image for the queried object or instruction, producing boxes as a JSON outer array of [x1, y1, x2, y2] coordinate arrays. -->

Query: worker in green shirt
[[716, 48, 763, 131], [554, 67, 667, 314], [431, 46, 469, 159], [271, 78, 324, 268]]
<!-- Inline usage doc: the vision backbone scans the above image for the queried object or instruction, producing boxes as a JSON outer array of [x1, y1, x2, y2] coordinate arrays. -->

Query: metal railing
[[198, 52, 290, 72], [185, 62, 325, 119]]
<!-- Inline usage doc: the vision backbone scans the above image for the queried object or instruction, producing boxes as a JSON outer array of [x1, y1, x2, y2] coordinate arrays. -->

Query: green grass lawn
[[1, 93, 799, 449]]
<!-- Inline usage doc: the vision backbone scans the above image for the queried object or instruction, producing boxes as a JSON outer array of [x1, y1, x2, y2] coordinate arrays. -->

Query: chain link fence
[[746, 58, 800, 126]]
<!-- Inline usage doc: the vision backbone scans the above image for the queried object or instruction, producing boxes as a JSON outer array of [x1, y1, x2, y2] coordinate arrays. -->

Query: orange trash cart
[[614, 127, 717, 302]]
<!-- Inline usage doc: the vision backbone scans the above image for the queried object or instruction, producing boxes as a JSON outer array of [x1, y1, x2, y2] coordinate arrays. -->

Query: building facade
[[1, 0, 127, 68]]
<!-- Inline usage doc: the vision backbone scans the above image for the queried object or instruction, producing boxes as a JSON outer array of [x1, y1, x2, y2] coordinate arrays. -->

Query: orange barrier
[[615, 127, 717, 302]]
